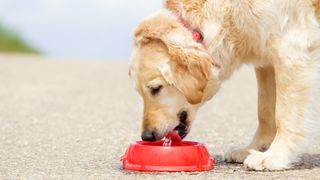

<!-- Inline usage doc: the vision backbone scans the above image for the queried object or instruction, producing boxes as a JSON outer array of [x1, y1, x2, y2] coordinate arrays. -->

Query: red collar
[[179, 17, 206, 47], [192, 30, 205, 46]]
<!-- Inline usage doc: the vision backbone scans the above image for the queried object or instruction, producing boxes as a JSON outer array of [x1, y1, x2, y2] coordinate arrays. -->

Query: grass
[[0, 23, 39, 54]]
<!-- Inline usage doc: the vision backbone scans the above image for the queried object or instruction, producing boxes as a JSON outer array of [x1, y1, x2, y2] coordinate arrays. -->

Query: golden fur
[[130, 0, 320, 171]]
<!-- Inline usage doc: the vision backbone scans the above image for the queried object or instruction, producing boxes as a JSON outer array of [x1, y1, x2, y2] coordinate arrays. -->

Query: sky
[[0, 0, 163, 60]]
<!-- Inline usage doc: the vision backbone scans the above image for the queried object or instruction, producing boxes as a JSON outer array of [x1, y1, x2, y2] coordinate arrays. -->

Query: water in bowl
[[163, 131, 182, 146], [163, 137, 172, 147]]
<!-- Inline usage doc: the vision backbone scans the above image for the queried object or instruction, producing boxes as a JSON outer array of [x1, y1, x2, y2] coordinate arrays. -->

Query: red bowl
[[121, 140, 214, 172]]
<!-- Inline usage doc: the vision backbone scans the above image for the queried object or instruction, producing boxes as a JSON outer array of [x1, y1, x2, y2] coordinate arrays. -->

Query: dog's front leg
[[225, 67, 277, 163], [244, 58, 313, 171]]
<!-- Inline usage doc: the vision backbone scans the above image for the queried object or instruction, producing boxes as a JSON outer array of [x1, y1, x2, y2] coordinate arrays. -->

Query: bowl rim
[[132, 140, 204, 148]]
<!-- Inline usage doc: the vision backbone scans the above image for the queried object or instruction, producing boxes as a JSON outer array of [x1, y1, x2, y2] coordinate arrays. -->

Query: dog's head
[[129, 10, 220, 141]]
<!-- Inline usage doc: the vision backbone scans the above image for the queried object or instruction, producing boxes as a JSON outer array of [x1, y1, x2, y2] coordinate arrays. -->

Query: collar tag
[[192, 30, 203, 43]]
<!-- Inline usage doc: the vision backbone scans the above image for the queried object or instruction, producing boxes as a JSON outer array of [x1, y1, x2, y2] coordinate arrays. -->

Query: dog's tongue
[[166, 131, 182, 142]]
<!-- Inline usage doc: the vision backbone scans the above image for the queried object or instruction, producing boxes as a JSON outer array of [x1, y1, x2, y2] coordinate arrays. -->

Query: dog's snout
[[141, 130, 156, 141]]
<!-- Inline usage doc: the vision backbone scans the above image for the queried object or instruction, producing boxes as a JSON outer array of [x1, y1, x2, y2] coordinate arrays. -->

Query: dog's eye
[[150, 85, 163, 96]]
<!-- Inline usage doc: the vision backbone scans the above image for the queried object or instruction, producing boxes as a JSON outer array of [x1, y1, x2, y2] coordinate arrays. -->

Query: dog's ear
[[159, 17, 216, 104], [134, 10, 219, 104], [133, 11, 181, 44], [157, 45, 213, 105]]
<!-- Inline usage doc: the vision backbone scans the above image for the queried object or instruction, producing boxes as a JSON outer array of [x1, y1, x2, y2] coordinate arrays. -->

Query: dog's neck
[[180, 17, 222, 70], [182, 20, 242, 82], [174, 1, 262, 104], [174, 0, 262, 82]]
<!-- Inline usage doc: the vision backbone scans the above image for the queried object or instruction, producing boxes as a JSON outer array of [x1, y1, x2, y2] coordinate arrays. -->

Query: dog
[[129, 0, 320, 171]]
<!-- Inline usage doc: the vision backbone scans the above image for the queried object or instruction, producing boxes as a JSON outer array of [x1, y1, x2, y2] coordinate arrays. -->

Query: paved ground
[[0, 54, 319, 179]]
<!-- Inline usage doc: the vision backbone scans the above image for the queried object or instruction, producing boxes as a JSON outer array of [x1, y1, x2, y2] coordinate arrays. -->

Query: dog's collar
[[191, 30, 204, 45], [179, 18, 221, 69], [179, 17, 205, 46]]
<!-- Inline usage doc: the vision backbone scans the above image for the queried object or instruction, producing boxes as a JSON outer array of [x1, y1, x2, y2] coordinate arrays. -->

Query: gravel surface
[[0, 54, 319, 179]]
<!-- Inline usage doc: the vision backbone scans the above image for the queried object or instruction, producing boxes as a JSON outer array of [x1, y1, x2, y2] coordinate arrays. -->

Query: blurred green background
[[0, 23, 38, 54], [0, 0, 162, 60]]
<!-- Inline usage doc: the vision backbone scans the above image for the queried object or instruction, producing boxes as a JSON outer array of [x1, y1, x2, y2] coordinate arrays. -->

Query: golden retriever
[[129, 0, 320, 171]]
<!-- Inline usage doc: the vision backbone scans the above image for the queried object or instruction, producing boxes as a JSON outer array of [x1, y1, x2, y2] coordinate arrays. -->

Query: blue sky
[[0, 0, 163, 60]]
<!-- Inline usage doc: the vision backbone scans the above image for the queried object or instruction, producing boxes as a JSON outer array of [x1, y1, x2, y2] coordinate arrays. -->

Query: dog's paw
[[244, 150, 290, 171], [225, 147, 251, 163]]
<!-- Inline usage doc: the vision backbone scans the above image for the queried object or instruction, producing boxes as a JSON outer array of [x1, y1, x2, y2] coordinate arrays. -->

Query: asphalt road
[[0, 54, 319, 179]]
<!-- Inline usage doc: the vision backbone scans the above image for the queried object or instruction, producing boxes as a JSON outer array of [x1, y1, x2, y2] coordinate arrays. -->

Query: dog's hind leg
[[225, 66, 277, 163]]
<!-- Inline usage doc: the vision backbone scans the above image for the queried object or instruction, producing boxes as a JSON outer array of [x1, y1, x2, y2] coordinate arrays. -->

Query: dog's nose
[[141, 130, 156, 141]]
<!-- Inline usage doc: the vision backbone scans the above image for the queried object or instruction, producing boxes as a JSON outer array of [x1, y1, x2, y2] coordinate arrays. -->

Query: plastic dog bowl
[[121, 140, 214, 172]]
